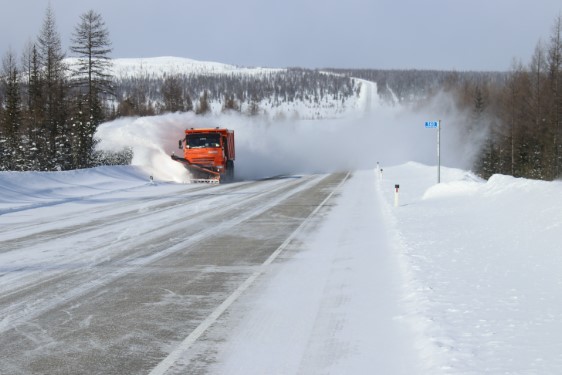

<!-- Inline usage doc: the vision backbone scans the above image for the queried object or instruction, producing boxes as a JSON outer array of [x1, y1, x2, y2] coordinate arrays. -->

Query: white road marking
[[148, 173, 350, 375]]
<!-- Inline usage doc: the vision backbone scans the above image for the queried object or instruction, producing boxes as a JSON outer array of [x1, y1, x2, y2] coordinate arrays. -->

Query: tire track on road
[[0, 175, 326, 338]]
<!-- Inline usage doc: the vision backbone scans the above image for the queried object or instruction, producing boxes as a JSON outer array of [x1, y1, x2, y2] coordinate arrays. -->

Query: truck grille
[[191, 157, 215, 165]]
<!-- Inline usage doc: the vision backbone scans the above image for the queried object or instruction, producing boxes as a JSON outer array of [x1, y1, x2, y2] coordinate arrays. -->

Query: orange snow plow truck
[[171, 127, 235, 183]]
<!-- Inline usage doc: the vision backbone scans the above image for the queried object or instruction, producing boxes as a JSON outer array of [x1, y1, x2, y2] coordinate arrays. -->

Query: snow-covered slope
[[65, 56, 372, 119], [380, 162, 562, 373], [0, 165, 153, 215], [65, 56, 282, 79], [109, 56, 284, 79]]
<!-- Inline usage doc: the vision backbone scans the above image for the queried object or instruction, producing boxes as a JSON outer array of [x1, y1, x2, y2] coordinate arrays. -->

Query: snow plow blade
[[171, 154, 221, 183]]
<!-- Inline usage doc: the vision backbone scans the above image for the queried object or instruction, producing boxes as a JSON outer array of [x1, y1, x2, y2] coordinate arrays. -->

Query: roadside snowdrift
[[379, 163, 562, 374], [0, 166, 152, 214]]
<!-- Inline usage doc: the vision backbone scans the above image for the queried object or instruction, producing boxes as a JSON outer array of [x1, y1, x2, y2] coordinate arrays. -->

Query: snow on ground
[[207, 169, 421, 374], [380, 162, 562, 374], [0, 165, 153, 214], [65, 56, 284, 80], [0, 165, 199, 294], [2, 161, 562, 373], [204, 162, 562, 374], [109, 56, 284, 78]]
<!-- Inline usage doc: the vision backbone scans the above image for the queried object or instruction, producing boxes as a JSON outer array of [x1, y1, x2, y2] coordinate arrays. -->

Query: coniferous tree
[[70, 10, 113, 168], [37, 4, 68, 170], [547, 15, 562, 177], [116, 97, 135, 117], [123, 74, 155, 116], [196, 90, 211, 114], [1, 50, 22, 170], [527, 41, 549, 179], [247, 94, 260, 116], [184, 92, 194, 112], [501, 61, 529, 176], [161, 75, 185, 113], [27, 44, 44, 170], [0, 99, 3, 170], [222, 93, 240, 112], [472, 85, 494, 178]]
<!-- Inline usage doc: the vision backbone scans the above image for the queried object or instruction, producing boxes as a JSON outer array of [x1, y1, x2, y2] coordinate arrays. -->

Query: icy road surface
[[0, 168, 418, 374]]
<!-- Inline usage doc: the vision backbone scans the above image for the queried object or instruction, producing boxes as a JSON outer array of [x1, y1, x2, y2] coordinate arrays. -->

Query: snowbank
[[0, 166, 152, 214], [379, 163, 562, 374]]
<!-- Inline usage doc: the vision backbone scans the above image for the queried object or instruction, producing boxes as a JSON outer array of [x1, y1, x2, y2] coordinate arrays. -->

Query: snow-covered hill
[[66, 56, 370, 120], [65, 56, 284, 80]]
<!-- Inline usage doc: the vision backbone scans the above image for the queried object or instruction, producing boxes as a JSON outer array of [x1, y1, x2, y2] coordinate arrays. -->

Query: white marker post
[[437, 120, 441, 183], [425, 120, 441, 184], [394, 184, 399, 207]]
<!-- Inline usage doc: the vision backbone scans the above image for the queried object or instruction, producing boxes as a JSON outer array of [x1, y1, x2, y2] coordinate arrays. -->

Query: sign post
[[425, 120, 441, 183]]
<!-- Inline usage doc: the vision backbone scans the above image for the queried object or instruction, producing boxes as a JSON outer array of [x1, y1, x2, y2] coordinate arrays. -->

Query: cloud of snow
[[95, 86, 478, 182], [95, 113, 199, 182]]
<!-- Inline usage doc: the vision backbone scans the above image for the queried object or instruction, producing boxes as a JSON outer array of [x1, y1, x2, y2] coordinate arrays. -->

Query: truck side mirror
[[178, 140, 183, 149]]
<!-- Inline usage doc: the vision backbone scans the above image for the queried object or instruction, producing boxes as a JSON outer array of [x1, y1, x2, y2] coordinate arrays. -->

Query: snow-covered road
[[199, 169, 420, 375], [3, 162, 562, 374], [5, 169, 411, 374]]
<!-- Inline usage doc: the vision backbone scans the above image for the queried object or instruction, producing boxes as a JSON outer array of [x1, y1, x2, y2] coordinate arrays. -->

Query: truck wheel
[[225, 161, 234, 183]]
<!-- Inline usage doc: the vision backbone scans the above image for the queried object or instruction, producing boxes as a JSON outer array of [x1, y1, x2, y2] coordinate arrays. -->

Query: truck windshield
[[186, 133, 220, 148]]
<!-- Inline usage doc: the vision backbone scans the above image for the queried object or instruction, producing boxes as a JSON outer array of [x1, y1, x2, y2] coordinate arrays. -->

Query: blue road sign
[[425, 121, 439, 128]]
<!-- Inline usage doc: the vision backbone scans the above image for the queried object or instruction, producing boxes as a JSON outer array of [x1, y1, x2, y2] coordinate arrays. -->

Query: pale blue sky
[[0, 0, 560, 70]]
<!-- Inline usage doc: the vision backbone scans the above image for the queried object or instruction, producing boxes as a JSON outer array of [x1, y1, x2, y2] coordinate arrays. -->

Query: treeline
[[328, 68, 507, 104], [333, 16, 562, 181], [113, 68, 357, 117], [462, 17, 558, 182], [0, 6, 120, 171], [446, 15, 562, 180]]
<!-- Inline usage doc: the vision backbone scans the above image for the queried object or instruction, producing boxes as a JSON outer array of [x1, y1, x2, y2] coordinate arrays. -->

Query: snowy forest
[[0, 7, 561, 182]]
